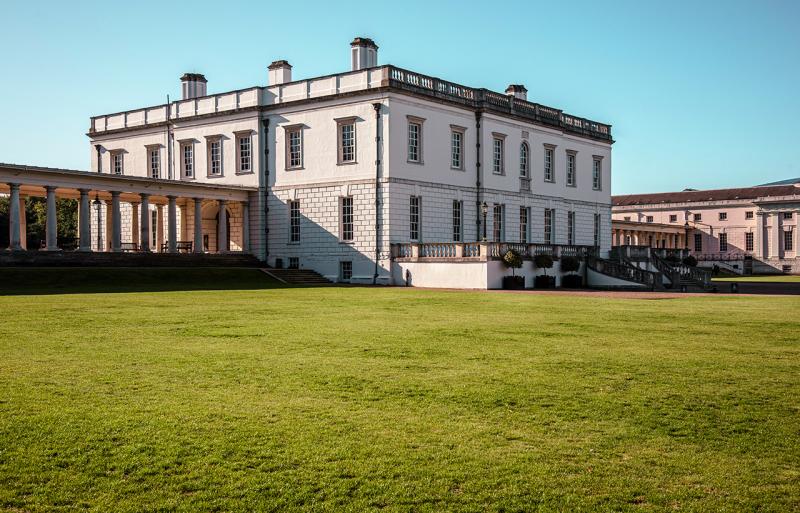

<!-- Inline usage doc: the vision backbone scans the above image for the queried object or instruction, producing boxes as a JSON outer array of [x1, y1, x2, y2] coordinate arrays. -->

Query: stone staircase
[[261, 268, 332, 285], [0, 250, 262, 267]]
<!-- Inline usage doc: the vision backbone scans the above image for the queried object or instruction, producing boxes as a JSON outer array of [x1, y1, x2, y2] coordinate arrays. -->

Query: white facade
[[86, 37, 613, 284]]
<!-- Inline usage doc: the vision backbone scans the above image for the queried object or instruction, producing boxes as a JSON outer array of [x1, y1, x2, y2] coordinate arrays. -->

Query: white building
[[4, 37, 615, 287]]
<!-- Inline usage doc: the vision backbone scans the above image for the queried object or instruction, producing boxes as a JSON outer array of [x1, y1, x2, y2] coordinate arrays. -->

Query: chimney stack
[[180, 73, 207, 100], [350, 37, 378, 71], [268, 60, 293, 85], [505, 84, 528, 102]]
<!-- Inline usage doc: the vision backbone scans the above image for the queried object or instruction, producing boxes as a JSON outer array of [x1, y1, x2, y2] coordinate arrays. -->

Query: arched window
[[519, 142, 529, 178]]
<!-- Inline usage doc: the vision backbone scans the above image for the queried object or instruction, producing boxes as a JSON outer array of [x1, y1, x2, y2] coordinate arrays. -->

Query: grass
[[712, 274, 800, 283], [1, 268, 799, 512]]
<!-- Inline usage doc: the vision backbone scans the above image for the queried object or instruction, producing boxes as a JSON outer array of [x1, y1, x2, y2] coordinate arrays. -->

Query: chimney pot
[[268, 60, 293, 85], [180, 73, 207, 100], [350, 37, 378, 71]]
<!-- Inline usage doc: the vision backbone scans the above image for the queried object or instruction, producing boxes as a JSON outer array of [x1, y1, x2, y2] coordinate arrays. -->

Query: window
[[784, 230, 793, 251], [719, 212, 728, 221], [544, 146, 554, 182], [339, 261, 352, 282], [410, 196, 421, 241], [451, 128, 464, 170], [337, 119, 356, 164], [181, 143, 194, 178], [592, 157, 602, 190], [745, 232, 754, 252], [745, 211, 754, 220], [236, 133, 252, 173], [669, 214, 678, 223], [783, 212, 793, 220], [111, 152, 123, 175], [289, 201, 300, 243], [452, 200, 462, 242], [719, 232, 728, 252], [646, 216, 654, 223], [567, 211, 575, 245], [519, 143, 529, 178], [148, 147, 160, 179], [285, 126, 303, 169], [492, 204, 504, 241], [694, 233, 702, 252], [693, 213, 702, 222], [594, 214, 601, 247], [519, 207, 529, 243], [544, 208, 554, 244], [407, 117, 423, 163], [288, 257, 299, 269], [340, 197, 354, 242], [207, 137, 222, 176], [492, 135, 505, 175], [151, 210, 157, 248], [566, 152, 576, 186]]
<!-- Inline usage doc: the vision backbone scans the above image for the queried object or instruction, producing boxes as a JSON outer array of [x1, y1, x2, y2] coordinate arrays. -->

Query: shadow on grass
[[0, 267, 293, 296]]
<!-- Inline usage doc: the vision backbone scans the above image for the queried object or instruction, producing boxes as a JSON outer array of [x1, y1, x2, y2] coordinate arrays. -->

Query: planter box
[[502, 275, 525, 290], [561, 274, 583, 288], [534, 275, 556, 289]]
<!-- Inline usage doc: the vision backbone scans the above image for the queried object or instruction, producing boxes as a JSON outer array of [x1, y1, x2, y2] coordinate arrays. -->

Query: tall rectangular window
[[236, 134, 252, 173], [566, 152, 576, 186], [492, 204, 504, 241], [519, 207, 529, 243], [544, 208, 554, 244], [112, 152, 123, 175], [286, 127, 302, 169], [492, 136, 505, 175], [338, 119, 356, 164], [594, 213, 601, 247], [544, 147, 554, 182], [784, 230, 793, 251], [452, 200, 462, 242], [289, 200, 300, 243], [340, 197, 353, 242], [719, 232, 728, 252], [520, 143, 530, 178], [745, 232, 754, 252], [410, 196, 421, 241], [181, 143, 193, 178], [694, 233, 702, 252], [208, 139, 222, 176], [784, 212, 793, 220], [148, 147, 160, 179], [451, 129, 464, 170], [592, 158, 602, 190], [407, 119, 423, 163], [567, 211, 575, 245], [339, 261, 353, 281]]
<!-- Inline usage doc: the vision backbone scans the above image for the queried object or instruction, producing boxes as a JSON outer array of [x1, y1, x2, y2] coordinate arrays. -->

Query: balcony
[[391, 242, 597, 262]]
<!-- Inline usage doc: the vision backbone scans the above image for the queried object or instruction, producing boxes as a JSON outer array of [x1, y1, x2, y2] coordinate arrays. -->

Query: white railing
[[391, 242, 597, 261]]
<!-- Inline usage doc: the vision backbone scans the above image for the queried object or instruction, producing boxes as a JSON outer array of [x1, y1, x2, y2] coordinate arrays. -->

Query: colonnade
[[612, 228, 686, 249]]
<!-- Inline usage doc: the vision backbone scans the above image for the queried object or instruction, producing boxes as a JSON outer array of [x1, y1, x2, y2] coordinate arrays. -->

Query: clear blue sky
[[1, 0, 798, 194]]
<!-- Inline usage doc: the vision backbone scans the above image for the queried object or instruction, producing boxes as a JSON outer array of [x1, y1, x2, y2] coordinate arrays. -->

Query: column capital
[[7, 182, 21, 190], [167, 195, 177, 200], [78, 188, 91, 194], [218, 199, 227, 204], [110, 190, 121, 197], [45, 185, 58, 193], [140, 192, 150, 199]]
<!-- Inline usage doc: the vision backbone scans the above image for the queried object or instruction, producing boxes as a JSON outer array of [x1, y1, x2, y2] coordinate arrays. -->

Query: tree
[[682, 255, 698, 267], [533, 254, 554, 276], [560, 255, 580, 274], [503, 249, 523, 276]]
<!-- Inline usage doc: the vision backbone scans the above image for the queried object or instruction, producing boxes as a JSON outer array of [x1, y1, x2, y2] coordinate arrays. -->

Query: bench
[[160, 241, 193, 253], [120, 242, 139, 252]]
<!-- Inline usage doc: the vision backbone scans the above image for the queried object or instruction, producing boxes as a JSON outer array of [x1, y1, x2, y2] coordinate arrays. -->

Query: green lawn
[[713, 274, 800, 283], [1, 269, 799, 512]]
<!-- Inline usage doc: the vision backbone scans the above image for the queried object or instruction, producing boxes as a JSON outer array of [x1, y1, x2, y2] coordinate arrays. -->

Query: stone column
[[156, 204, 165, 252], [193, 198, 203, 253], [44, 185, 59, 251], [218, 200, 228, 253], [167, 196, 177, 253], [242, 201, 250, 252], [19, 196, 27, 250], [7, 183, 22, 250], [140, 193, 150, 252], [131, 202, 140, 248], [78, 189, 92, 251], [111, 192, 122, 252], [771, 212, 780, 259], [754, 212, 764, 258]]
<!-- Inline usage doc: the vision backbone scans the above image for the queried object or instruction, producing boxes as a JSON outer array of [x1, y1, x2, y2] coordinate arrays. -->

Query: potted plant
[[533, 254, 555, 289], [560, 255, 582, 288], [665, 253, 681, 265], [682, 255, 698, 267], [502, 249, 525, 289]]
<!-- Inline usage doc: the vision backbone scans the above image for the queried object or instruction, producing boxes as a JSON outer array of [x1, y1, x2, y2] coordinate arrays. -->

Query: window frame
[[450, 125, 465, 170], [146, 145, 161, 179], [519, 142, 530, 178], [452, 200, 462, 242], [567, 211, 575, 245], [719, 232, 728, 252], [336, 117, 357, 165], [284, 125, 304, 170], [179, 140, 195, 179], [719, 212, 728, 221], [669, 214, 678, 223], [339, 261, 353, 282], [491, 133, 506, 175], [544, 208, 554, 244], [594, 213, 601, 247], [406, 116, 424, 164], [694, 233, 703, 252], [409, 195, 421, 241], [745, 211, 754, 220], [492, 203, 504, 242], [340, 196, 354, 242], [234, 130, 254, 175], [566, 150, 577, 187], [693, 213, 702, 222], [543, 144, 556, 183], [592, 156, 602, 190], [205, 135, 223, 177], [784, 230, 793, 251], [289, 200, 301, 244], [110, 150, 124, 176], [519, 206, 529, 244], [745, 232, 754, 252]]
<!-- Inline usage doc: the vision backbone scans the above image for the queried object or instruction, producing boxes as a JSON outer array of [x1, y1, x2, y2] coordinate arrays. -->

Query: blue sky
[[1, 0, 798, 194]]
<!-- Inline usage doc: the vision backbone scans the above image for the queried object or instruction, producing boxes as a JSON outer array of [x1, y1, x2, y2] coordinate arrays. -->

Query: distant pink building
[[611, 182, 800, 275]]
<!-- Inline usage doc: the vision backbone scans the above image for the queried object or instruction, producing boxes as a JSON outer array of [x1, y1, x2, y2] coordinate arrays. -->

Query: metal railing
[[587, 256, 657, 289]]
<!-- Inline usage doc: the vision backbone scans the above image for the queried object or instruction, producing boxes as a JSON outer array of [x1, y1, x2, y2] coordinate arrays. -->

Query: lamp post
[[481, 201, 488, 242], [93, 195, 103, 251]]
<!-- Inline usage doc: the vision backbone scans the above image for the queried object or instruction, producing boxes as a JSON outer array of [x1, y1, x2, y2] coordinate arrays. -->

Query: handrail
[[587, 256, 656, 289]]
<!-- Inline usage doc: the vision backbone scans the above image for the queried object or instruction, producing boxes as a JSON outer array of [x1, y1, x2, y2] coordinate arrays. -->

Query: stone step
[[0, 250, 262, 267], [264, 268, 332, 285]]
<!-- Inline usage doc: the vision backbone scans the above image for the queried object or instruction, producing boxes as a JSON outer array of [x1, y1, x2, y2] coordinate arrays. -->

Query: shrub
[[534, 254, 554, 273], [502, 249, 523, 276], [665, 254, 681, 264], [560, 255, 580, 273], [682, 255, 698, 267]]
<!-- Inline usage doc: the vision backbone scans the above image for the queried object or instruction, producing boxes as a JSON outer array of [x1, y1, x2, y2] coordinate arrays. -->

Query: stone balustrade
[[391, 242, 597, 262]]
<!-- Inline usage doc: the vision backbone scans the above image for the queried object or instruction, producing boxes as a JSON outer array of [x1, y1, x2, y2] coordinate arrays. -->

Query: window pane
[[410, 196, 420, 240], [341, 197, 353, 241], [340, 124, 355, 163]]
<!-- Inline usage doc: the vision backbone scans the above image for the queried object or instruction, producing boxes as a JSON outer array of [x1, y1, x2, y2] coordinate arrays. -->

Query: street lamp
[[481, 201, 488, 241], [93, 194, 103, 251]]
